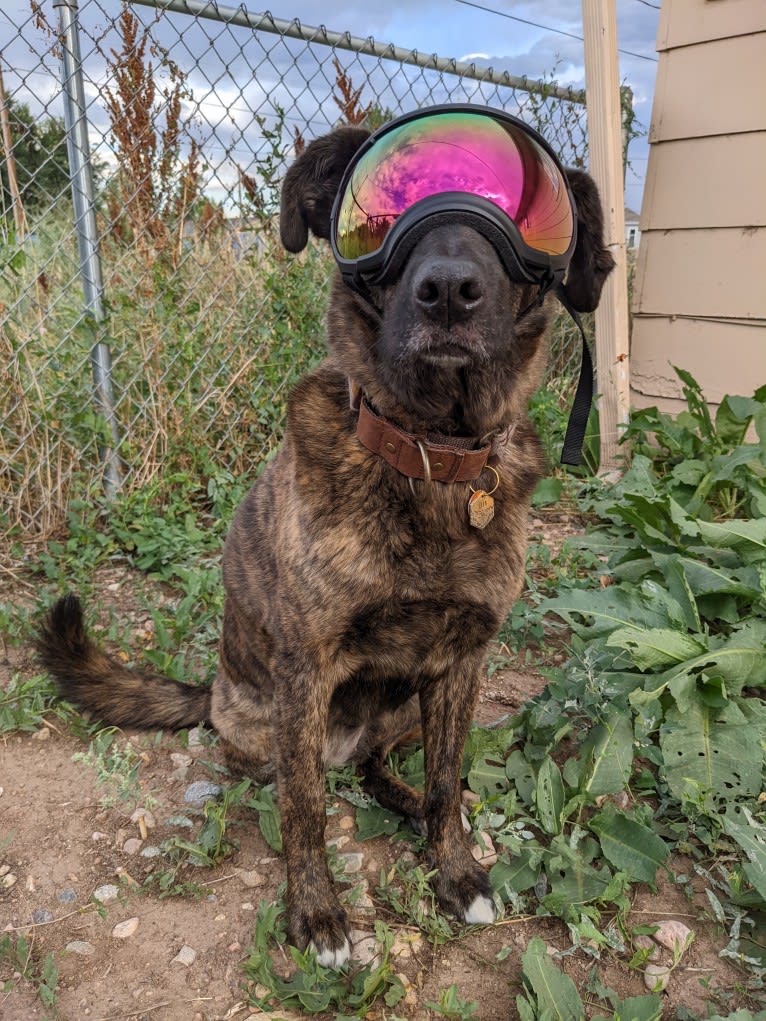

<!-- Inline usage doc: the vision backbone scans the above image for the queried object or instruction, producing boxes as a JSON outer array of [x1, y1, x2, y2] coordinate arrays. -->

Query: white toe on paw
[[463, 894, 497, 926], [310, 936, 351, 969]]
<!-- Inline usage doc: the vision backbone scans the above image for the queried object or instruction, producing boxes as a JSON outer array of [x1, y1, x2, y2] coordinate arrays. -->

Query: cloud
[[3, 0, 658, 210]]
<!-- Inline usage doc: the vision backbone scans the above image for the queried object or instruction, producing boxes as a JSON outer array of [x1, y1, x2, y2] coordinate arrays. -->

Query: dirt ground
[[0, 514, 756, 1020]]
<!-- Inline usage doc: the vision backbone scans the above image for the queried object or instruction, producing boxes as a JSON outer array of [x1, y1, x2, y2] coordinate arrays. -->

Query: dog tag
[[468, 489, 495, 529]]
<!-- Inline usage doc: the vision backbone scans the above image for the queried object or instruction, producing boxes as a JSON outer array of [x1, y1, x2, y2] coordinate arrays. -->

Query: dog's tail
[[37, 594, 211, 730]]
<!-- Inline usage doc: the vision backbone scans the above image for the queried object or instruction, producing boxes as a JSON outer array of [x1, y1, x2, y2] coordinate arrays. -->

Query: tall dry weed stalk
[[331, 58, 371, 126], [103, 10, 200, 269]]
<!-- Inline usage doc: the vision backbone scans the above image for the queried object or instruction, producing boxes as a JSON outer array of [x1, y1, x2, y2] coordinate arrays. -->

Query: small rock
[[235, 869, 264, 888], [91, 831, 109, 842], [0, 786, 4, 797], [350, 929, 380, 968], [184, 781, 221, 804], [122, 838, 143, 855], [652, 919, 693, 954], [338, 815, 355, 831], [32, 727, 50, 741], [397, 972, 417, 1008], [1, 874, 17, 890], [339, 852, 364, 874], [58, 888, 77, 903], [172, 944, 197, 967], [327, 835, 350, 850], [471, 831, 498, 866], [32, 909, 53, 924], [228, 941, 241, 953], [170, 752, 193, 768], [462, 789, 481, 807], [634, 934, 661, 962], [25, 876, 36, 892], [0, 864, 10, 877], [66, 940, 95, 956], [644, 962, 671, 992], [112, 917, 139, 939], [350, 878, 375, 911], [93, 884, 119, 904], [187, 726, 205, 748], [240, 902, 255, 911]]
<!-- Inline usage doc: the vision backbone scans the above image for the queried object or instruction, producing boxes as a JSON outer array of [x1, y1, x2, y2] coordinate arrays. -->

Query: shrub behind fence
[[1, 0, 593, 537]]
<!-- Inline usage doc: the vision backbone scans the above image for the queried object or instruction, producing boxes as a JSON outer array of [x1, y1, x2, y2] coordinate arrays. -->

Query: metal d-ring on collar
[[408, 439, 432, 498]]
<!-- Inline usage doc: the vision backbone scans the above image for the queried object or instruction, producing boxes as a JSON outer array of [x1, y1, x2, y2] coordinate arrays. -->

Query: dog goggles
[[330, 104, 576, 293]]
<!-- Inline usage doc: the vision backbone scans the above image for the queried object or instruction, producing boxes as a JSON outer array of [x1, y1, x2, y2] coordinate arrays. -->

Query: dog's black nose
[[413, 258, 484, 326]]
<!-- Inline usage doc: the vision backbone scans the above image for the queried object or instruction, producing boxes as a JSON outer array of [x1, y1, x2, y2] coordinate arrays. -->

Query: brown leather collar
[[355, 394, 510, 484]]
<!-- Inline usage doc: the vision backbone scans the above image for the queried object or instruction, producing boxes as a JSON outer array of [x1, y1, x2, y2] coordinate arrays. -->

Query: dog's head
[[280, 124, 613, 435]]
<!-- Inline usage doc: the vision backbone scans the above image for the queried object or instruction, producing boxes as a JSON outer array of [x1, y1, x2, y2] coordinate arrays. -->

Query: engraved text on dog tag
[[468, 490, 495, 529]]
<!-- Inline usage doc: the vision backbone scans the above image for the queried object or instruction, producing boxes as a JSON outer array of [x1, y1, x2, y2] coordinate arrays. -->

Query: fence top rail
[[127, 0, 587, 105]]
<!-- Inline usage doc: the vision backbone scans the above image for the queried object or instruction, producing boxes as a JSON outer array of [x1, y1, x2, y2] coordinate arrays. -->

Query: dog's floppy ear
[[561, 169, 615, 313], [280, 127, 370, 252]]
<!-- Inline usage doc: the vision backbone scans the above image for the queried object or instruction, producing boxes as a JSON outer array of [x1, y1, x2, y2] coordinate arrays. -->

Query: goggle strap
[[557, 286, 594, 467], [517, 270, 557, 320], [351, 269, 383, 319]]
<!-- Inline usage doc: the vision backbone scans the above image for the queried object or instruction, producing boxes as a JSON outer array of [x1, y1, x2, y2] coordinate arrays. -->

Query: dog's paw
[[462, 892, 497, 926], [310, 934, 351, 969], [433, 859, 498, 928], [287, 895, 351, 970]]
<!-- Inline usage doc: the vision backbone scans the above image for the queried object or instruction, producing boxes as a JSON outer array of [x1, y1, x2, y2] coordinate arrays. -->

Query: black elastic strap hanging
[[557, 286, 594, 467]]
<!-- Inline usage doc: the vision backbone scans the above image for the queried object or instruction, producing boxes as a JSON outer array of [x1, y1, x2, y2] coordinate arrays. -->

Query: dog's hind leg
[[361, 749, 426, 832], [210, 666, 276, 782], [358, 697, 426, 831]]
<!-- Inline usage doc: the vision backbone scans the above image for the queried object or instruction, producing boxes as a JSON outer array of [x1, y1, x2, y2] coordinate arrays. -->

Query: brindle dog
[[38, 124, 613, 967]]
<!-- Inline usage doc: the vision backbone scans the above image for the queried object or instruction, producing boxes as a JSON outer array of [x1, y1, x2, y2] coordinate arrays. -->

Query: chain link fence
[[2, 0, 593, 538]]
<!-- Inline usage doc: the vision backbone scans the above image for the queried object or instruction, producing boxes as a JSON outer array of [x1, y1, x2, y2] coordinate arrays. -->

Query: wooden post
[[0, 61, 27, 240], [581, 0, 631, 475]]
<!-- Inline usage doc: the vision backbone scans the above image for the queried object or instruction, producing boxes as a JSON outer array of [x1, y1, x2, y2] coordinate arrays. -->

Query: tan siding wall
[[649, 33, 766, 141], [630, 0, 766, 415], [631, 318, 764, 406], [658, 0, 766, 48], [640, 134, 766, 230], [634, 229, 766, 319]]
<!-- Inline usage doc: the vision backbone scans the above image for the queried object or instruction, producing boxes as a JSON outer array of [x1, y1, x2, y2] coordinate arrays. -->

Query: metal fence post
[[55, 0, 122, 497]]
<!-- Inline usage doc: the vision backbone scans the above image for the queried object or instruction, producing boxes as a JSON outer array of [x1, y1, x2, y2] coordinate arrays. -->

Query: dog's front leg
[[420, 659, 497, 926], [274, 657, 350, 968]]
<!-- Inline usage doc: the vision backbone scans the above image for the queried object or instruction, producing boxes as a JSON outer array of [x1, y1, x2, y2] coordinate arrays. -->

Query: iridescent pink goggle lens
[[334, 110, 574, 262]]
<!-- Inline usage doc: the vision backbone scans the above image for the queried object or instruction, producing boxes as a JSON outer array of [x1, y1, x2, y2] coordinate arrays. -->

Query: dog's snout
[[413, 258, 484, 326]]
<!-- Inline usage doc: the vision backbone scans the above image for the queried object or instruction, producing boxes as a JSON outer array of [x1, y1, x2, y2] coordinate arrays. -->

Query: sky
[[3, 0, 660, 213]]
